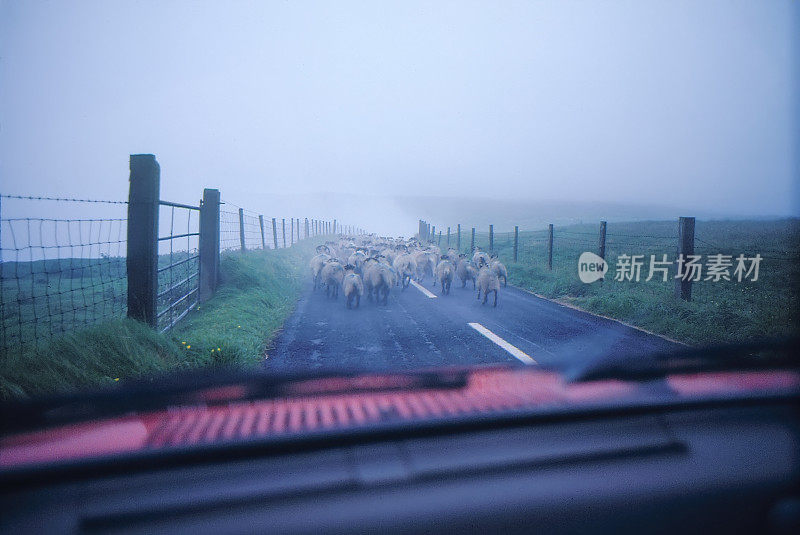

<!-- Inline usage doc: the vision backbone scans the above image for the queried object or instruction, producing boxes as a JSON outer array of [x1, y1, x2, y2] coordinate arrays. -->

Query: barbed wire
[[0, 194, 128, 204]]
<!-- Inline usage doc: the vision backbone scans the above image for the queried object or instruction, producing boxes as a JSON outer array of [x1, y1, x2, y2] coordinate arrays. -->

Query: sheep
[[490, 255, 508, 287], [472, 248, 490, 268], [446, 247, 459, 266], [476, 259, 500, 307], [320, 258, 344, 299], [435, 257, 455, 295], [392, 253, 417, 290], [347, 250, 367, 274], [309, 252, 330, 289], [363, 259, 392, 305], [413, 250, 435, 283], [342, 264, 364, 309], [456, 255, 477, 289]]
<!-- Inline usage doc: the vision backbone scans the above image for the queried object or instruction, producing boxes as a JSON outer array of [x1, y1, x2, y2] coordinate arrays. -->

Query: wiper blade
[[0, 366, 470, 435], [569, 336, 800, 383]]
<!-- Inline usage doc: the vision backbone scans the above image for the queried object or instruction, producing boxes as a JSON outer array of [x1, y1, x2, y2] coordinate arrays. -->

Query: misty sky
[[1, 0, 798, 234]]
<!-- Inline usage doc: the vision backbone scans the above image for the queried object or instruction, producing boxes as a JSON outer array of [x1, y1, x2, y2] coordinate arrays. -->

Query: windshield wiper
[[569, 336, 800, 383]]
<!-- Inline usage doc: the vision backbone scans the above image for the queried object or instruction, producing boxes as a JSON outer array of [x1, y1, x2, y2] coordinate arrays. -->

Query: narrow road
[[266, 276, 682, 372]]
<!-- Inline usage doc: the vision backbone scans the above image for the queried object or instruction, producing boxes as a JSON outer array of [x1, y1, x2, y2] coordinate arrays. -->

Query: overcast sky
[[1, 0, 798, 233]]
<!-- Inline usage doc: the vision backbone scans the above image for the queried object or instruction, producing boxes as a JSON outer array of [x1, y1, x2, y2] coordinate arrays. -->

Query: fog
[[1, 0, 798, 235]]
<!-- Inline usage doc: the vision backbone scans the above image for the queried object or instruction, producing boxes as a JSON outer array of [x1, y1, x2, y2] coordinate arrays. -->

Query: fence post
[[547, 224, 553, 270], [431, 225, 435, 242], [259, 215, 266, 249], [305, 218, 309, 238], [290, 218, 294, 245], [127, 154, 160, 327], [199, 188, 220, 302], [447, 227, 451, 247], [599, 221, 607, 260], [438, 231, 442, 245], [489, 224, 494, 252], [272, 217, 278, 249], [282, 218, 286, 247], [675, 216, 695, 301], [471, 227, 475, 251], [457, 224, 461, 252], [513, 226, 519, 262], [238, 208, 246, 252]]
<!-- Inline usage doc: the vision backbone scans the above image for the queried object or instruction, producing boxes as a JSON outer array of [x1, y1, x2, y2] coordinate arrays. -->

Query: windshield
[[1, 1, 798, 413]]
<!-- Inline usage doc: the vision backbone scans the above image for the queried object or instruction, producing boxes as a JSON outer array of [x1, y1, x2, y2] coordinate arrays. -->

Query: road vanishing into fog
[[266, 276, 682, 373]]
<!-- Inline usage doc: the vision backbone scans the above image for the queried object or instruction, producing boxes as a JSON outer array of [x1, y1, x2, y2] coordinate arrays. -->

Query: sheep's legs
[[493, 289, 498, 307]]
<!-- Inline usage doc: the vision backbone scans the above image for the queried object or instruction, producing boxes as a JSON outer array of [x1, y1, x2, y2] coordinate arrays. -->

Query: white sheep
[[456, 256, 477, 290], [435, 257, 455, 295], [320, 258, 344, 299], [476, 259, 500, 307]]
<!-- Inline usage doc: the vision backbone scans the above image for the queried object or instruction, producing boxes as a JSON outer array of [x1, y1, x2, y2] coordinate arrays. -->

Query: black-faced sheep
[[342, 264, 364, 309]]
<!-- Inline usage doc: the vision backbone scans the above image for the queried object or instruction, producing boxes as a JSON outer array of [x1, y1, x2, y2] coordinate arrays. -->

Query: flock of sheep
[[309, 235, 508, 308]]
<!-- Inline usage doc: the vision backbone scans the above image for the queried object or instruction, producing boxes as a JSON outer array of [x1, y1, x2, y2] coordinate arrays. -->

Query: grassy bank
[[0, 239, 322, 399], [481, 219, 799, 346]]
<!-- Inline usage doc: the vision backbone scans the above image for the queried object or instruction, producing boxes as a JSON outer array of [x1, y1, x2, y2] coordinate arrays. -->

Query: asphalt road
[[266, 276, 682, 372]]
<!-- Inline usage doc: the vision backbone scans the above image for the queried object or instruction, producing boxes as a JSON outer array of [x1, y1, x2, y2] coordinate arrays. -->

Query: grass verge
[[485, 219, 799, 346], [0, 239, 322, 400]]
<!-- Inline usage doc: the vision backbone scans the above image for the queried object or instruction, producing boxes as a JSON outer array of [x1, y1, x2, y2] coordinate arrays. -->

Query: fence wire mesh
[[1, 192, 359, 351], [1, 195, 128, 352], [156, 202, 200, 333]]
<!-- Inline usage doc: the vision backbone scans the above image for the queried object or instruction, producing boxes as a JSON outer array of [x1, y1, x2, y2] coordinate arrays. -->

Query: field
[[0, 240, 321, 399]]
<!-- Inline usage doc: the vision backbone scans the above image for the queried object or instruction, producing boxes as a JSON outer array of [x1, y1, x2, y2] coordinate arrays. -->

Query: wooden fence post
[[199, 188, 220, 301], [431, 225, 435, 241], [238, 208, 246, 252], [290, 218, 294, 245], [282, 218, 286, 247], [471, 227, 475, 251], [599, 221, 606, 260], [675, 216, 695, 301], [547, 224, 554, 270], [438, 231, 442, 245], [305, 218, 309, 238], [457, 224, 461, 252], [259, 215, 266, 249], [272, 217, 278, 249], [489, 224, 494, 252], [127, 154, 160, 326], [447, 227, 451, 247], [513, 226, 519, 262]]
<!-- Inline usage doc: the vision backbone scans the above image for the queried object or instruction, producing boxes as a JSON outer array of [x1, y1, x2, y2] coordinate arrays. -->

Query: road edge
[[510, 285, 690, 347]]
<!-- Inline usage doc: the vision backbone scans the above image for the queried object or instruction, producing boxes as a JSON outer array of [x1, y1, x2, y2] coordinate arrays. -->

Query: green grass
[[475, 219, 799, 346], [0, 239, 324, 400]]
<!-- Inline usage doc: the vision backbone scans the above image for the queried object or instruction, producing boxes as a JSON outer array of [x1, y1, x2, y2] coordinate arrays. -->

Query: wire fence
[[419, 219, 799, 288], [2, 179, 365, 352], [1, 195, 128, 353], [156, 201, 200, 333]]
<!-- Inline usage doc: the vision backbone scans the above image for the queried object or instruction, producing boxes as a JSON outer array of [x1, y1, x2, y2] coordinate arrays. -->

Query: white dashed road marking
[[410, 280, 437, 298], [468, 322, 538, 365]]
